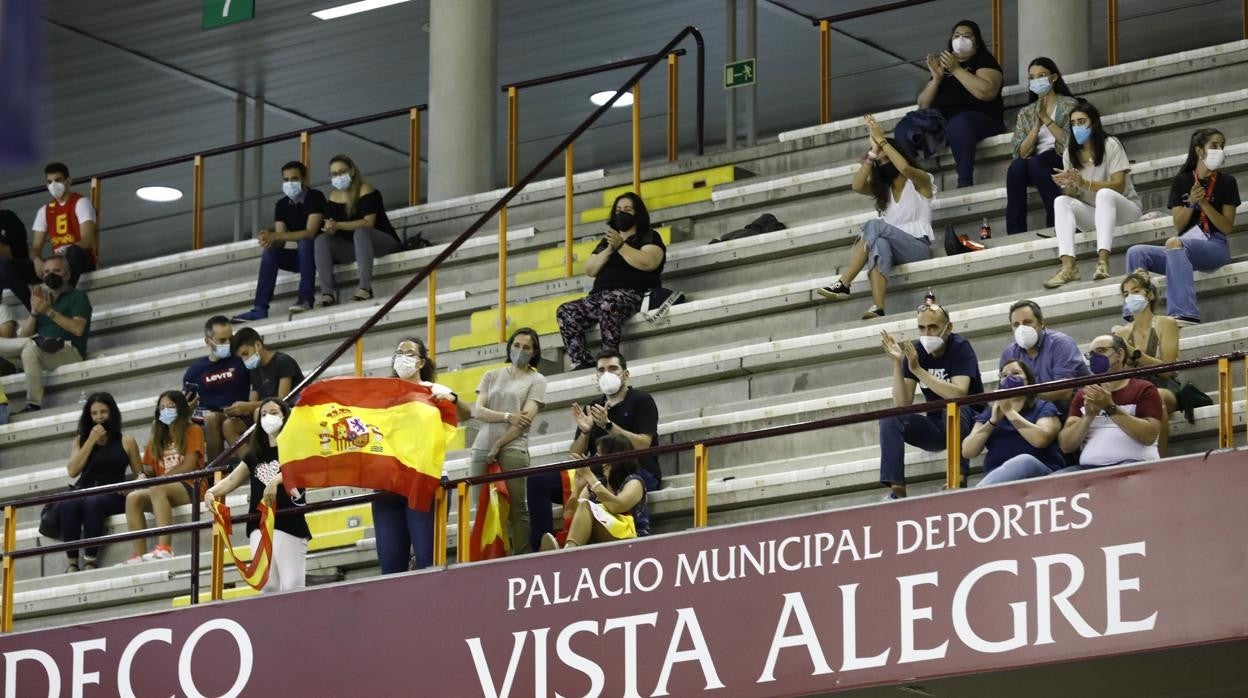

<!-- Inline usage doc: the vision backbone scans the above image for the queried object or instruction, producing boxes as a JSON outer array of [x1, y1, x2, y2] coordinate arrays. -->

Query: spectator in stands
[[1125, 128, 1239, 325], [373, 336, 467, 573], [61, 392, 142, 571], [553, 433, 650, 549], [470, 328, 546, 556], [572, 350, 661, 489], [892, 20, 1003, 188], [818, 116, 935, 319], [1057, 334, 1162, 469], [1006, 57, 1077, 235], [228, 327, 305, 425], [965, 361, 1064, 486], [232, 161, 326, 322], [30, 162, 97, 287], [204, 399, 310, 592], [556, 193, 666, 370], [1045, 100, 1142, 288], [0, 254, 92, 413], [998, 299, 1090, 406], [315, 154, 401, 306], [0, 203, 37, 313], [878, 305, 982, 498], [123, 391, 206, 562], [183, 316, 250, 462], [1114, 270, 1179, 456]]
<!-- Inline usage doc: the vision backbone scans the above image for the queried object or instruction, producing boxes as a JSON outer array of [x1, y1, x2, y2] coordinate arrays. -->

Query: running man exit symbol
[[725, 58, 756, 89]]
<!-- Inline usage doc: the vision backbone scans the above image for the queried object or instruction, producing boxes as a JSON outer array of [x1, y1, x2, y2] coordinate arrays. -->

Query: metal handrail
[[503, 48, 688, 92]]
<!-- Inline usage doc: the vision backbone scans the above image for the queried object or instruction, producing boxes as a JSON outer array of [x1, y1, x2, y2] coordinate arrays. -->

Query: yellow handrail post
[[666, 52, 679, 162], [433, 486, 448, 567], [456, 482, 471, 564], [507, 87, 519, 187], [945, 403, 963, 489], [299, 131, 311, 171], [819, 20, 831, 124], [693, 443, 709, 527], [564, 145, 575, 278], [632, 84, 642, 194], [427, 270, 438, 361], [210, 472, 225, 602], [90, 177, 102, 260], [409, 107, 421, 207], [1218, 357, 1233, 449], [1107, 0, 1119, 66], [500, 86, 518, 346], [498, 207, 509, 346], [354, 338, 364, 377], [192, 155, 205, 250], [2, 505, 16, 632], [991, 0, 1003, 67]]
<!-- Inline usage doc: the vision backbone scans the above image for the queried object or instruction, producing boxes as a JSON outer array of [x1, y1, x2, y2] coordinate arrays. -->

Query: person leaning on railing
[[966, 361, 1064, 487], [59, 392, 143, 572], [314, 154, 401, 307], [1114, 270, 1179, 457]]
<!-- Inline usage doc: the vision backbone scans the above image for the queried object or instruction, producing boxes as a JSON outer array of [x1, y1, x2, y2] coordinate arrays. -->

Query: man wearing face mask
[[182, 316, 251, 461], [232, 162, 327, 322], [878, 305, 982, 498], [1057, 335, 1162, 469], [569, 350, 662, 492], [29, 162, 97, 286], [227, 327, 305, 428], [0, 254, 92, 413], [998, 300, 1090, 408]]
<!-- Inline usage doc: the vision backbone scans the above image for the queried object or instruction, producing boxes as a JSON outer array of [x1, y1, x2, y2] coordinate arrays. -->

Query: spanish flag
[[278, 377, 458, 511], [469, 460, 511, 560], [210, 499, 274, 591]]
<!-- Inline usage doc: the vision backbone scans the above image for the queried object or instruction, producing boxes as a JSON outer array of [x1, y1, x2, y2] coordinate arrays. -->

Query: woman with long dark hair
[[1045, 100, 1142, 288], [818, 115, 936, 319], [966, 360, 1064, 486], [1006, 57, 1078, 235], [60, 392, 142, 571], [1124, 128, 1239, 324], [553, 433, 650, 549], [314, 154, 401, 306]]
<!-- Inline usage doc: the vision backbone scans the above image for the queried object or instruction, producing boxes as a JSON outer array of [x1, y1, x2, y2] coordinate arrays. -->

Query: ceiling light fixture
[[589, 90, 634, 108], [135, 186, 183, 203], [312, 0, 412, 21]]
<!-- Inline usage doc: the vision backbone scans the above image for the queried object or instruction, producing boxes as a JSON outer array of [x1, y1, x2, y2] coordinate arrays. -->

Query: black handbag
[[38, 488, 71, 539], [1174, 380, 1214, 425]]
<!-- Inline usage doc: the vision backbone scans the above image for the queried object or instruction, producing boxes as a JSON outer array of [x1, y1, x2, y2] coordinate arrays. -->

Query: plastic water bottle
[[979, 217, 992, 240], [923, 289, 937, 308], [78, 390, 87, 406]]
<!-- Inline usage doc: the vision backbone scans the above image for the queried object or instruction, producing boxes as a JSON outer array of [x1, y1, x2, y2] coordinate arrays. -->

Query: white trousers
[[250, 528, 308, 594], [1053, 188, 1142, 258]]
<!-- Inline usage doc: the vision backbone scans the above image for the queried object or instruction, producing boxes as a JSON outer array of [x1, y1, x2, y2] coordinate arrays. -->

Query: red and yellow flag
[[278, 377, 458, 511], [469, 461, 511, 560], [210, 499, 274, 591]]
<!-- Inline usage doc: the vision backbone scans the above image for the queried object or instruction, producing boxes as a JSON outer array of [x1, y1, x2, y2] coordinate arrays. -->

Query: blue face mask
[[244, 354, 261, 371], [1072, 125, 1093, 145], [1088, 352, 1112, 375], [212, 342, 231, 360], [999, 374, 1025, 390], [158, 407, 178, 425], [1122, 294, 1149, 321], [1028, 77, 1052, 96]]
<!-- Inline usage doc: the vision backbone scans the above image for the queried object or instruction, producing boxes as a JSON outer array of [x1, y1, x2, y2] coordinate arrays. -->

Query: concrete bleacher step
[[579, 165, 746, 223], [514, 226, 673, 285]]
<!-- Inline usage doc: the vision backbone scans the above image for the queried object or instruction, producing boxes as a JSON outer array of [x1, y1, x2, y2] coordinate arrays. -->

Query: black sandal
[[317, 293, 337, 308], [350, 288, 374, 302]]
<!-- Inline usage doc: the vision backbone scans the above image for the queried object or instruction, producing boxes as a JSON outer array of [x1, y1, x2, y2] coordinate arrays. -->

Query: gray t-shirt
[[471, 367, 547, 453]]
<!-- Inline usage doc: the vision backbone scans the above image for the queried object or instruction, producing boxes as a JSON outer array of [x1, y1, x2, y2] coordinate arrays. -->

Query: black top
[[250, 351, 304, 401], [575, 386, 662, 486], [244, 441, 311, 539], [324, 189, 396, 239], [590, 228, 667, 293], [1168, 170, 1241, 235], [77, 436, 131, 488], [275, 188, 327, 233], [0, 209, 36, 283], [901, 333, 984, 417], [931, 50, 1004, 123]]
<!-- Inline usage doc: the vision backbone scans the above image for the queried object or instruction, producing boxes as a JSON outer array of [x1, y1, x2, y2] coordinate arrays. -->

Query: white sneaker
[[141, 546, 174, 560]]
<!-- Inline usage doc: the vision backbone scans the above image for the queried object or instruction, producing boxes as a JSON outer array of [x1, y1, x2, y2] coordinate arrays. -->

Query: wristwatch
[[603, 420, 615, 432], [1130, 349, 1142, 366], [1101, 404, 1119, 417]]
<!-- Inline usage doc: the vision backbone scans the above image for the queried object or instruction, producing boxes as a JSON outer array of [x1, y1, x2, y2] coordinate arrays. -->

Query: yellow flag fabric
[[211, 499, 274, 591], [469, 460, 510, 560]]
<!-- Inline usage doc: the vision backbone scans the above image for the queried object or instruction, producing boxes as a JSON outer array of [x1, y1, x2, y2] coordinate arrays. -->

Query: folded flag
[[278, 377, 458, 511], [469, 460, 510, 561], [210, 499, 274, 591]]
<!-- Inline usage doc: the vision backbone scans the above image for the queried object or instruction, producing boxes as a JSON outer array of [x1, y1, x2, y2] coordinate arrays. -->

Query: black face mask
[[875, 161, 899, 182], [611, 211, 637, 231], [43, 273, 64, 290]]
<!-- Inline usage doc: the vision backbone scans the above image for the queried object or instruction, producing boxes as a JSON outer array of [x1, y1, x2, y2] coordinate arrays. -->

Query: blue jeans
[[0, 403, 8, 425], [894, 110, 1001, 186], [254, 239, 316, 310], [977, 453, 1055, 486], [1125, 229, 1229, 321], [1006, 149, 1063, 234], [372, 493, 434, 573], [878, 408, 974, 486], [860, 218, 932, 281]]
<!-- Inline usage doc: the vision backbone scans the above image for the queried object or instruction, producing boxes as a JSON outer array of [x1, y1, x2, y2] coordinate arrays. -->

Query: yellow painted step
[[601, 165, 738, 203], [581, 187, 716, 224], [173, 585, 259, 607], [513, 226, 671, 286], [462, 292, 582, 338], [437, 363, 508, 401]]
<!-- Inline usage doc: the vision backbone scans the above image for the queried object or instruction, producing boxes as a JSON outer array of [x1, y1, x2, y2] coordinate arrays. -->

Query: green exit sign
[[724, 58, 756, 89], [203, 0, 255, 30]]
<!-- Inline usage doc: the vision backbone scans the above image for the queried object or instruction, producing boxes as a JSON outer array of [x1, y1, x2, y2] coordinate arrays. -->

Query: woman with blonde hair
[[315, 154, 401, 306]]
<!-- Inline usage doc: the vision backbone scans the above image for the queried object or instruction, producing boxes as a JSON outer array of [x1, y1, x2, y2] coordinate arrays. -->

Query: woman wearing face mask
[[314, 154, 401, 306], [372, 337, 467, 573], [556, 193, 666, 370], [203, 399, 310, 592], [892, 19, 1004, 188], [1045, 100, 1142, 288], [554, 433, 650, 549], [818, 116, 936, 319], [469, 328, 546, 556], [1006, 57, 1077, 235], [965, 361, 1064, 486], [60, 392, 143, 571], [1125, 128, 1239, 325], [122, 391, 206, 563], [1113, 270, 1179, 456]]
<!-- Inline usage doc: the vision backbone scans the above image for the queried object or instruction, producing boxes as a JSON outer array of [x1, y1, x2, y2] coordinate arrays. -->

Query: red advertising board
[[2, 451, 1246, 697]]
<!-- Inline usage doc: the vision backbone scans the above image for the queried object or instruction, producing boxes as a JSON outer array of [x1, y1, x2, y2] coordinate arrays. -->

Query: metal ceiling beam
[[761, 0, 928, 78]]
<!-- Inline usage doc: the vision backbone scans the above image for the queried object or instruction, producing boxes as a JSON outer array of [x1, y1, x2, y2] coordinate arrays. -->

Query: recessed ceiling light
[[589, 90, 634, 108], [312, 0, 411, 21], [136, 186, 183, 202]]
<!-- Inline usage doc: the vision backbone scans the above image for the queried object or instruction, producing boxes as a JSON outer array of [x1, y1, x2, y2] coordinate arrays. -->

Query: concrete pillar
[[1016, 0, 1089, 84], [428, 0, 497, 201]]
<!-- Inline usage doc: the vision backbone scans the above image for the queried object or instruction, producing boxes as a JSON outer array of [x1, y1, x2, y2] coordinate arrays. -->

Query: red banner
[[2, 451, 1247, 697]]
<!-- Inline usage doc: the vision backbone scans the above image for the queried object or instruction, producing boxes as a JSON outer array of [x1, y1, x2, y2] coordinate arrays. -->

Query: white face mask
[[331, 173, 352, 191], [393, 354, 420, 379], [282, 181, 303, 199], [1014, 324, 1039, 350], [47, 181, 66, 200], [1029, 76, 1052, 96], [597, 371, 623, 397], [951, 36, 974, 54], [918, 334, 944, 354], [260, 413, 284, 436], [1203, 148, 1226, 171]]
